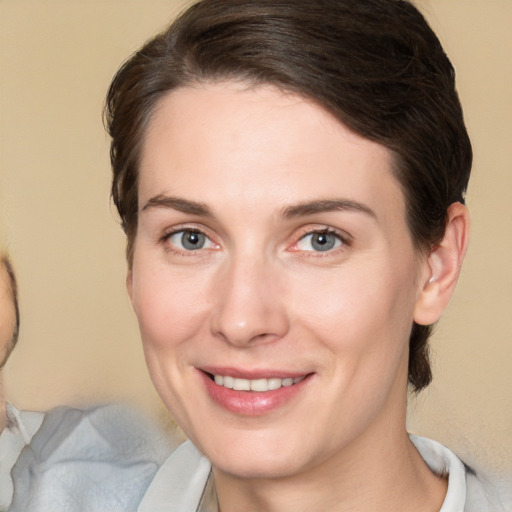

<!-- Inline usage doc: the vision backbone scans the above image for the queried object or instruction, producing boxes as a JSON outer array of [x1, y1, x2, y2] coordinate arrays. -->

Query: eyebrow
[[141, 195, 376, 221], [282, 199, 376, 219], [141, 195, 213, 217]]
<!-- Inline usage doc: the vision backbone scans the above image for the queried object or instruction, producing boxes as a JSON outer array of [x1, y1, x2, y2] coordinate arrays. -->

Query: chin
[[195, 428, 314, 480], [212, 452, 305, 480]]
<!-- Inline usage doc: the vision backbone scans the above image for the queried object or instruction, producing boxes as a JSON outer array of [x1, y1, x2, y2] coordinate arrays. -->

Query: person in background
[[0, 255, 20, 383], [0, 250, 174, 512], [0, 253, 45, 511]]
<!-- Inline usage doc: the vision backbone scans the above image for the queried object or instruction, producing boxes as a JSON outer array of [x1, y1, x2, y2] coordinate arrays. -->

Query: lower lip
[[200, 371, 311, 416]]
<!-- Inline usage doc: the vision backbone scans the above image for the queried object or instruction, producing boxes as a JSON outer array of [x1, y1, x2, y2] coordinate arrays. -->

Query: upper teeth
[[213, 375, 305, 392]]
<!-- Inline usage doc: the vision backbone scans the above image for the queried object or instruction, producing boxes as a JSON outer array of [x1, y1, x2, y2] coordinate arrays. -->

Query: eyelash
[[159, 226, 351, 256], [160, 227, 219, 256], [290, 228, 351, 256]]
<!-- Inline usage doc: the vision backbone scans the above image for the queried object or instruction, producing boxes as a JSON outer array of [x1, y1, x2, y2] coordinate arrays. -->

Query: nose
[[210, 255, 289, 347]]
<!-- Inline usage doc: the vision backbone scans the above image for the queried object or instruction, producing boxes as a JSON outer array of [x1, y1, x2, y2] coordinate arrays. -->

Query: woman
[[105, 0, 507, 510]]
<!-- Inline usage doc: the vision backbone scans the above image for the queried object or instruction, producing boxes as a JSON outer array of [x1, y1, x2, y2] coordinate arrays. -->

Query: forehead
[[139, 81, 405, 222]]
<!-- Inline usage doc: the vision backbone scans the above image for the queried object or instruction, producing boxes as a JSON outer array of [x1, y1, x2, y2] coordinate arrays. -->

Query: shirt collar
[[410, 434, 467, 512]]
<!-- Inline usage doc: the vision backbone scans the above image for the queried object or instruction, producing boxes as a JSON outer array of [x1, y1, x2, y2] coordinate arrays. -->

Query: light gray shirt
[[0, 404, 44, 511]]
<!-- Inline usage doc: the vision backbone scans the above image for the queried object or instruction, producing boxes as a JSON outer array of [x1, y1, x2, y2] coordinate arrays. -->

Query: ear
[[414, 202, 470, 325]]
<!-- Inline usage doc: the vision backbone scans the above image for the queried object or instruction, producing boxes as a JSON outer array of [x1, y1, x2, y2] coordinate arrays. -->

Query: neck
[[213, 428, 447, 512]]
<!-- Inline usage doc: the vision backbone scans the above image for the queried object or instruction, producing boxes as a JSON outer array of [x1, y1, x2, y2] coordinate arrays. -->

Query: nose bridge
[[210, 249, 288, 347]]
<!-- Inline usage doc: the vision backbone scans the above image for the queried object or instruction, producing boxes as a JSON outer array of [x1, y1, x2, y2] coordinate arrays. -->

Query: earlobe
[[414, 202, 470, 326]]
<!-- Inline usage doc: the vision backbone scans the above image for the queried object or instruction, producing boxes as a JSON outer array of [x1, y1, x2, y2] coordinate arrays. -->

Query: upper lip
[[199, 366, 311, 380]]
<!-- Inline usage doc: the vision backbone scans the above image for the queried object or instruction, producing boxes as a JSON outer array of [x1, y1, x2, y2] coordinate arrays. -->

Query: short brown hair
[[105, 0, 472, 391]]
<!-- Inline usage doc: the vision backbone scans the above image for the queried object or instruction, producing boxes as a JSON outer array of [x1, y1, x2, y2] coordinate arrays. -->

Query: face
[[0, 261, 16, 365], [130, 82, 430, 480]]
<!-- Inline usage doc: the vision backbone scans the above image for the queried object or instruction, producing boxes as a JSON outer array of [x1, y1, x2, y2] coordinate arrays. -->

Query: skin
[[128, 82, 469, 511], [0, 260, 17, 431]]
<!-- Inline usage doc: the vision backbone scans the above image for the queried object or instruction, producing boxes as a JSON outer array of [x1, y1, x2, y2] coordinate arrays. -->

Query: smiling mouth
[[209, 374, 306, 392]]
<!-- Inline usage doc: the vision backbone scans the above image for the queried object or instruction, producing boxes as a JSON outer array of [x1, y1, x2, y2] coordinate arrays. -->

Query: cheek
[[130, 264, 211, 416], [297, 268, 412, 324], [0, 300, 16, 351], [288, 259, 417, 367], [130, 264, 209, 354]]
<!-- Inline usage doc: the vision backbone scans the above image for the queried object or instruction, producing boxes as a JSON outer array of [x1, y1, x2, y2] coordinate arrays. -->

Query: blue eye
[[296, 231, 343, 252], [167, 230, 215, 251]]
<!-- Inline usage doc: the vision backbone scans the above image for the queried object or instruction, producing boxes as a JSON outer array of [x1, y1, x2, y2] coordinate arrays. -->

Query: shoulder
[[464, 465, 512, 512], [410, 434, 512, 512], [9, 404, 175, 512]]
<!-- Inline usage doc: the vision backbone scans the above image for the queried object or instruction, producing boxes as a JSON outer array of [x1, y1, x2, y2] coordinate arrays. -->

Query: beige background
[[1, 0, 511, 473]]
